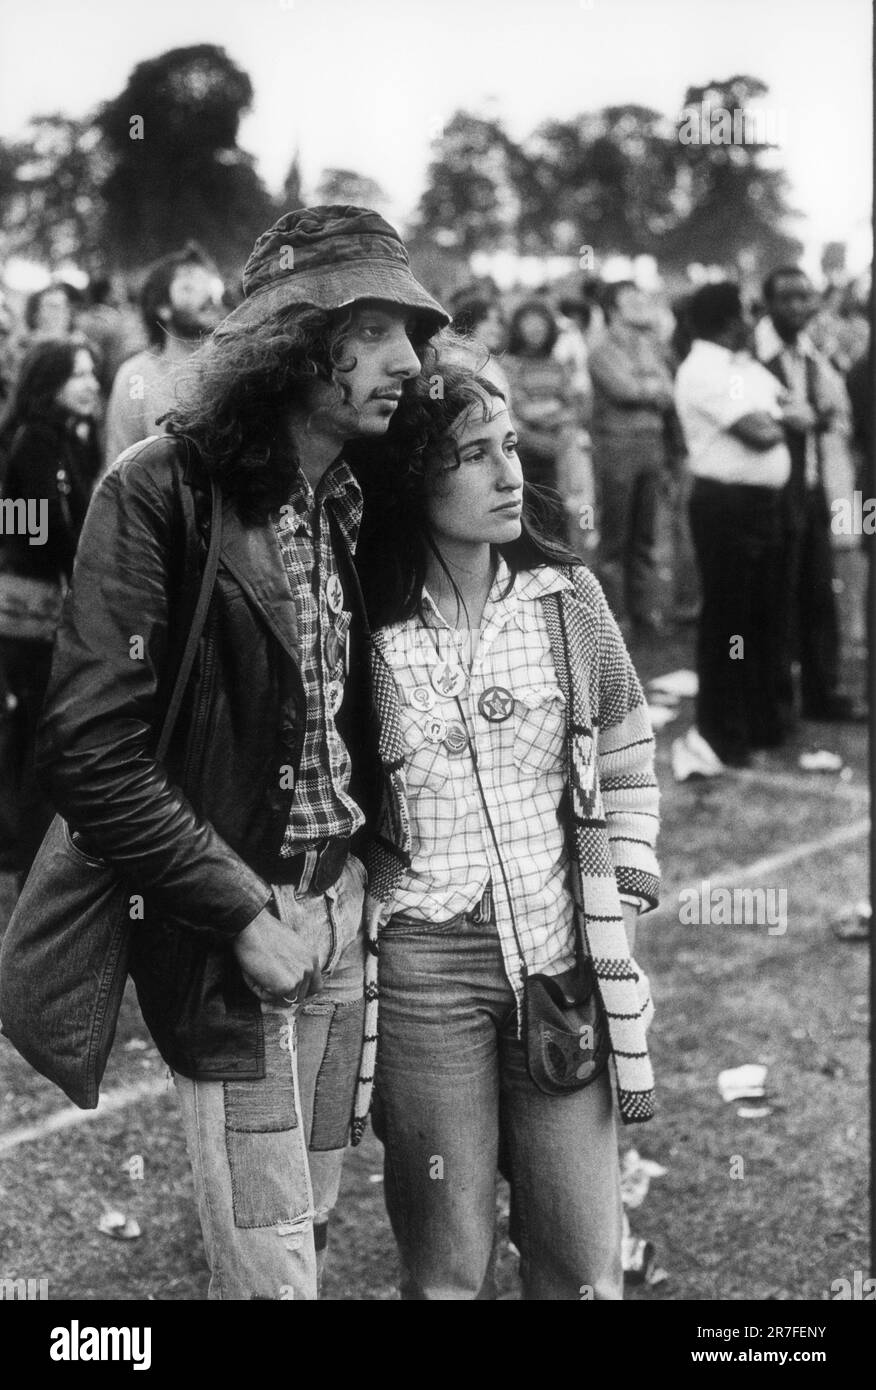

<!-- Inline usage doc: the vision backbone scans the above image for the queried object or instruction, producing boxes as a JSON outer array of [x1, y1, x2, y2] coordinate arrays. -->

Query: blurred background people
[[588, 280, 675, 635], [756, 266, 865, 724], [0, 335, 102, 883], [450, 290, 511, 397], [76, 272, 144, 396], [103, 241, 224, 470], [502, 296, 587, 544], [673, 282, 790, 773], [25, 282, 78, 339]]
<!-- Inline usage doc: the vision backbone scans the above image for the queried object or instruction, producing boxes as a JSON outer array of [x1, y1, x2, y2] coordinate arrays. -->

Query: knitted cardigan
[[350, 564, 660, 1141]]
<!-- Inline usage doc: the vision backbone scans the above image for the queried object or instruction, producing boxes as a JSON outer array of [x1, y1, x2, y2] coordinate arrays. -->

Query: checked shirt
[[272, 460, 365, 863], [373, 560, 581, 997]]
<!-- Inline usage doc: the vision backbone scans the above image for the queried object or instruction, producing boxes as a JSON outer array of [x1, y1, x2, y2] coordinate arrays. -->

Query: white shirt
[[674, 339, 791, 488]]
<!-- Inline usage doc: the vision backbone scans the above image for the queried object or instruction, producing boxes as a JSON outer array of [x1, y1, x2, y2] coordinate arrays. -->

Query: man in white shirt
[[674, 282, 791, 768], [756, 266, 864, 723]]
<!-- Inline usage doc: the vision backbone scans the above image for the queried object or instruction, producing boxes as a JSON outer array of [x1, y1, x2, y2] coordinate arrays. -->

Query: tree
[[0, 115, 108, 267], [281, 153, 305, 212], [412, 112, 523, 254], [520, 105, 679, 256], [96, 45, 276, 272], [314, 168, 388, 210], [663, 75, 803, 273]]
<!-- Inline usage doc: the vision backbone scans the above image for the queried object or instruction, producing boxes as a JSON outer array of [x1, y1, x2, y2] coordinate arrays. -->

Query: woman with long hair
[[0, 335, 102, 880], [352, 339, 661, 1300]]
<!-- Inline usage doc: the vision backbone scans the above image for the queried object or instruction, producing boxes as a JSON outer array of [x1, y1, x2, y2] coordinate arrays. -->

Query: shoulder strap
[[155, 475, 222, 761]]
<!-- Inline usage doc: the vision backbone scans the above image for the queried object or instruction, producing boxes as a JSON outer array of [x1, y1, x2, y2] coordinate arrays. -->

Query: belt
[[275, 838, 349, 895]]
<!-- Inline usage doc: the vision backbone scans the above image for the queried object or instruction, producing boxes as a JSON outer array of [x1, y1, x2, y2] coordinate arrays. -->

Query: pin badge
[[443, 720, 469, 755], [324, 629, 343, 672], [430, 660, 466, 698], [325, 574, 344, 614], [326, 679, 343, 715], [410, 685, 435, 712], [478, 685, 515, 723], [422, 713, 447, 744]]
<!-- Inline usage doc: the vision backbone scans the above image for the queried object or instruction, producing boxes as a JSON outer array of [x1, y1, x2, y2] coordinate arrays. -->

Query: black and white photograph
[[0, 0, 873, 1345]]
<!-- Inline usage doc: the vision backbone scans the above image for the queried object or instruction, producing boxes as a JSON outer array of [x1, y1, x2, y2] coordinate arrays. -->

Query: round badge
[[326, 679, 343, 715], [422, 713, 447, 744], [324, 629, 343, 672], [443, 720, 469, 755], [431, 660, 467, 698], [409, 685, 435, 713], [325, 574, 344, 614], [478, 685, 515, 723]]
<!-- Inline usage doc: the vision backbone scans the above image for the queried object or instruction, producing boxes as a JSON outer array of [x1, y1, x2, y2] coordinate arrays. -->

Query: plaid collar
[[280, 458, 363, 552], [420, 559, 574, 633]]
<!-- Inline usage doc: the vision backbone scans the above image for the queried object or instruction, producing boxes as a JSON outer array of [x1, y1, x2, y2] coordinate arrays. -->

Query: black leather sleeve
[[34, 446, 272, 938]]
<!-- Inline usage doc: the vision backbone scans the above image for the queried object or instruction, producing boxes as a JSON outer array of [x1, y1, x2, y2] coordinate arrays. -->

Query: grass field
[[0, 623, 869, 1301]]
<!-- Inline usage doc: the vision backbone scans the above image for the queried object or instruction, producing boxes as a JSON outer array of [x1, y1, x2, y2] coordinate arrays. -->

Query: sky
[[0, 0, 871, 274]]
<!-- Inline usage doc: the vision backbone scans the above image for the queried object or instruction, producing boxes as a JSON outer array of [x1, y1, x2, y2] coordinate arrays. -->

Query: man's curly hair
[[164, 301, 434, 522]]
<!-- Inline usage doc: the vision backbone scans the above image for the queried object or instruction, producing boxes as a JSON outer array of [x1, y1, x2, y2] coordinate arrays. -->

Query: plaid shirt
[[374, 560, 584, 995], [273, 460, 365, 859]]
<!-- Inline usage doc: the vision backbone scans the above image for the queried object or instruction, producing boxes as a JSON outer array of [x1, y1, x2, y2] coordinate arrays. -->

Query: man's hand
[[231, 906, 322, 1006]]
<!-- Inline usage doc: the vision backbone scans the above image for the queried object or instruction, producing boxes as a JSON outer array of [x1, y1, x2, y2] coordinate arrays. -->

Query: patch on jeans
[[310, 998, 365, 1151], [223, 1014, 309, 1229], [223, 1015, 297, 1132]]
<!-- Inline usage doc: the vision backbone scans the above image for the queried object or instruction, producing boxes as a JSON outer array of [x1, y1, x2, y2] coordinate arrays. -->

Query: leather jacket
[[34, 434, 381, 1081]]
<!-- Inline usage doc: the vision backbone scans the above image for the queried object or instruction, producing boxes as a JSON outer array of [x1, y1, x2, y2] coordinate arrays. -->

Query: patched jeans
[[173, 854, 367, 1301], [372, 911, 623, 1301]]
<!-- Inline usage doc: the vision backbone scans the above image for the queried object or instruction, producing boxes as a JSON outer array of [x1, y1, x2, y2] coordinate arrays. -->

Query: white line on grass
[[648, 816, 870, 921], [0, 1075, 168, 1157], [0, 819, 869, 1155]]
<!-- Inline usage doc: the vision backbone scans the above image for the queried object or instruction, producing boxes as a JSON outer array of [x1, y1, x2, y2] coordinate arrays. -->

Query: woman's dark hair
[[0, 336, 92, 438], [164, 301, 435, 523], [506, 299, 559, 357], [450, 294, 497, 336], [352, 331, 582, 630]]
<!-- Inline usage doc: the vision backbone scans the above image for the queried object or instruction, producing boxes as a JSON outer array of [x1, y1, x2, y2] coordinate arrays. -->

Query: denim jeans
[[372, 909, 624, 1300], [173, 854, 366, 1300]]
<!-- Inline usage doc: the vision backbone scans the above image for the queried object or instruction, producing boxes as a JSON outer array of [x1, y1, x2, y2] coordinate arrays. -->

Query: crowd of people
[[0, 204, 870, 1300]]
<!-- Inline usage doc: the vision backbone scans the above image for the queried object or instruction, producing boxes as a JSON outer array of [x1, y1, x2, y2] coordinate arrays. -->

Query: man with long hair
[[35, 206, 449, 1299], [102, 242, 225, 470]]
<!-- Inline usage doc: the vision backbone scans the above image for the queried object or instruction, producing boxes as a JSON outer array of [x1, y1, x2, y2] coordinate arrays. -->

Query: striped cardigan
[[351, 563, 660, 1140]]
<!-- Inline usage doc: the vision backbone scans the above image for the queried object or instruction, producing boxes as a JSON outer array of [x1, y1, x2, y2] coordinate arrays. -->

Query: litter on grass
[[620, 1149, 668, 1209], [831, 901, 871, 941], [97, 1209, 141, 1240], [646, 704, 678, 731], [718, 1064, 767, 1103], [798, 750, 843, 773], [648, 670, 698, 700]]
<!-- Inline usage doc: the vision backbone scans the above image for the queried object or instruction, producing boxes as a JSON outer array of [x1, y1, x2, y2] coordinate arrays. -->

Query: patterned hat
[[215, 204, 449, 336]]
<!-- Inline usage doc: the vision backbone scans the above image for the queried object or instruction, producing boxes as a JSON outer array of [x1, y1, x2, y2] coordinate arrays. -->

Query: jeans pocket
[[380, 911, 467, 938], [223, 1013, 310, 1228]]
